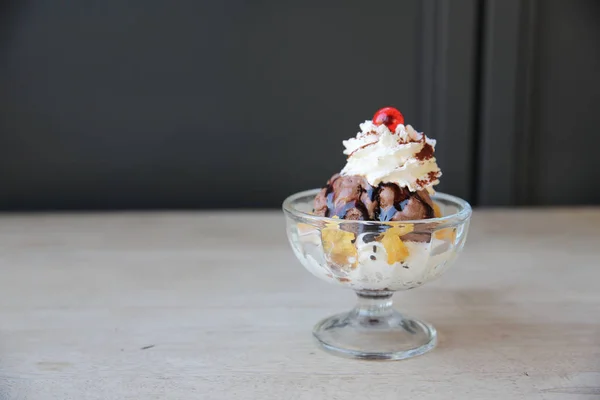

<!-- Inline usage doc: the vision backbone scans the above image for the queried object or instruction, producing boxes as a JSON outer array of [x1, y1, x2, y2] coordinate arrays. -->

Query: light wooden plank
[[0, 210, 599, 399]]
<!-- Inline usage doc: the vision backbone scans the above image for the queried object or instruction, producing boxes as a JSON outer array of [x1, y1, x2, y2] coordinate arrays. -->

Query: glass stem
[[353, 290, 395, 319]]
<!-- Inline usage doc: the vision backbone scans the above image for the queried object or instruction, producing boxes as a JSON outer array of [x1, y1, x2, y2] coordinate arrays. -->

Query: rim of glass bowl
[[282, 188, 472, 228]]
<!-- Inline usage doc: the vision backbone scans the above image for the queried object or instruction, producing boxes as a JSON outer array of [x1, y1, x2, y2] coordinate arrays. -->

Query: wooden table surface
[[0, 209, 599, 399]]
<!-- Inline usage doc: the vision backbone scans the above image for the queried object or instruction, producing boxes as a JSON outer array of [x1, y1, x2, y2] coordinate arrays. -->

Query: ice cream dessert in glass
[[283, 107, 471, 360]]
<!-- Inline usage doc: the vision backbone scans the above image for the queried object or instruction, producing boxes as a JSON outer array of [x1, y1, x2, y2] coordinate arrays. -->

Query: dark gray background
[[1, 0, 598, 210]]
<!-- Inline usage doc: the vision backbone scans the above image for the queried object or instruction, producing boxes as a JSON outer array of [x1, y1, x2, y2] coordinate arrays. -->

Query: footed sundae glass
[[283, 189, 471, 360]]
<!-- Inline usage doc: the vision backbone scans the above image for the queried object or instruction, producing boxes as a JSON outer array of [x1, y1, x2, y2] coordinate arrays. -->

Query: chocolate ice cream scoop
[[314, 173, 435, 221]]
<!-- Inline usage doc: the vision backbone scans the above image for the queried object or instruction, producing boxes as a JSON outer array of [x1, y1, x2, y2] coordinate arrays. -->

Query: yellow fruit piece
[[434, 227, 457, 242], [378, 225, 413, 265], [297, 223, 317, 235], [380, 234, 409, 264], [433, 202, 442, 218], [321, 222, 358, 268]]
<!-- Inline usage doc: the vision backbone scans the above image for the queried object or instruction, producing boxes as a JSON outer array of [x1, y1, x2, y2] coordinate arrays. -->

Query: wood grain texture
[[0, 210, 599, 399]]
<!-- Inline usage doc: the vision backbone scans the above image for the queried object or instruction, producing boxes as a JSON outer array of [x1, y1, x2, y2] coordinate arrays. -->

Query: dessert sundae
[[290, 107, 463, 290], [282, 109, 471, 359]]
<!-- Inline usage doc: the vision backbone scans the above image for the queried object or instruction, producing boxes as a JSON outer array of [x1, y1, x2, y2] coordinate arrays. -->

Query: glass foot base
[[313, 309, 437, 360]]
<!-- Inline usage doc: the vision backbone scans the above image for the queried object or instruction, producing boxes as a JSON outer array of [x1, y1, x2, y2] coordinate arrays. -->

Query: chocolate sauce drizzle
[[322, 176, 434, 221]]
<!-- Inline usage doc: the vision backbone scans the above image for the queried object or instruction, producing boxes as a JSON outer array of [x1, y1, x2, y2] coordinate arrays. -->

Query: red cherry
[[372, 107, 405, 132]]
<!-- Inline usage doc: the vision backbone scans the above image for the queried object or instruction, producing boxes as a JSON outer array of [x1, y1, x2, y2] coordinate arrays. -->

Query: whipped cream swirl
[[341, 121, 441, 192]]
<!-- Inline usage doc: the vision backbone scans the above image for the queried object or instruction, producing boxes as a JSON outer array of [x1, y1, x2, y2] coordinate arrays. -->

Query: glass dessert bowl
[[283, 189, 471, 360]]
